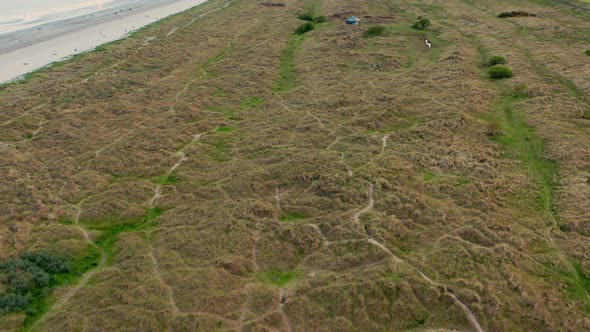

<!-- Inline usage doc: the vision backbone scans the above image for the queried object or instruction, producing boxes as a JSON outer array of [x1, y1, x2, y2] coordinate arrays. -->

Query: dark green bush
[[295, 23, 315, 35], [22, 251, 71, 274], [314, 16, 327, 23], [585, 50, 590, 56], [411, 17, 431, 31], [365, 26, 386, 37], [298, 13, 314, 21], [488, 55, 507, 66], [488, 66, 513, 79], [0, 251, 72, 314], [0, 293, 30, 313], [498, 11, 536, 18], [1, 259, 50, 293]]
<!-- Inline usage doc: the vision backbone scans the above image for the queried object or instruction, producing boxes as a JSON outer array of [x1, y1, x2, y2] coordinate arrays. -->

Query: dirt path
[[355, 182, 485, 332], [147, 234, 180, 316], [29, 202, 106, 331]]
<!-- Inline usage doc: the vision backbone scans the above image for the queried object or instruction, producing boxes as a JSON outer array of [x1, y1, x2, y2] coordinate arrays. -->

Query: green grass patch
[[57, 218, 74, 225], [573, 263, 590, 312], [273, 34, 304, 93], [423, 170, 439, 182], [257, 269, 302, 286], [485, 96, 558, 213], [240, 97, 264, 109], [280, 212, 307, 222], [216, 126, 235, 133], [213, 87, 228, 97], [152, 173, 178, 185], [89, 207, 162, 265], [206, 139, 233, 162], [383, 272, 403, 283]]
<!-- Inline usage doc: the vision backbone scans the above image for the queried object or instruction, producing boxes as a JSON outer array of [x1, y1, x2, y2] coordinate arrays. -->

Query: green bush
[[488, 66, 513, 79], [411, 17, 431, 31], [585, 50, 590, 56], [365, 26, 386, 37], [314, 16, 327, 23], [298, 13, 314, 21], [0, 293, 30, 313], [498, 11, 536, 18], [22, 251, 71, 274], [488, 55, 506, 66], [295, 23, 315, 35], [0, 251, 72, 314]]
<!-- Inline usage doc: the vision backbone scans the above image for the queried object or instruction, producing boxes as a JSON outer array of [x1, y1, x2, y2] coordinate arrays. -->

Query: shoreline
[[0, 0, 208, 83]]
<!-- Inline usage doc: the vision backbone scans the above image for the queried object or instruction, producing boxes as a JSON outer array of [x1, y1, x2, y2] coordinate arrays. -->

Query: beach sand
[[0, 0, 207, 83]]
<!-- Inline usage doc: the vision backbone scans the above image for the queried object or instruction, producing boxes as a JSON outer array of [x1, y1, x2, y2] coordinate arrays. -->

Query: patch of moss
[[152, 173, 178, 185], [280, 212, 307, 222], [240, 97, 264, 109], [216, 126, 235, 133], [257, 269, 302, 286]]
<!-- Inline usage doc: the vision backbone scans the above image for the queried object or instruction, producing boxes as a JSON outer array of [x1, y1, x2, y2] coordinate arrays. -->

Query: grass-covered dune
[[1, 0, 590, 330]]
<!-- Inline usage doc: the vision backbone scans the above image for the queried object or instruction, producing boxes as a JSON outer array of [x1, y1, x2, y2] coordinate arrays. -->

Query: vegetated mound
[[260, 2, 285, 7], [498, 11, 537, 18]]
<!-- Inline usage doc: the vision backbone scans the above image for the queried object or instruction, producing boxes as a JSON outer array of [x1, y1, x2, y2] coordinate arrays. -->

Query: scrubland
[[1, 0, 590, 330]]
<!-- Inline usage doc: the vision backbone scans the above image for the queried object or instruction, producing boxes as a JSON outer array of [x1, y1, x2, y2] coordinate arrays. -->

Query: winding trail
[[354, 182, 485, 332], [30, 201, 106, 331]]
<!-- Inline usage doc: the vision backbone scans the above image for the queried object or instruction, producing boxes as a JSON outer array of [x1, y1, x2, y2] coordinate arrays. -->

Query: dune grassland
[[1, 0, 590, 330]]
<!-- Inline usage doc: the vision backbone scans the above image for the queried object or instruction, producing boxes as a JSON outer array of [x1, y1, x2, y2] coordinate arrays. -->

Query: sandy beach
[[0, 0, 208, 83]]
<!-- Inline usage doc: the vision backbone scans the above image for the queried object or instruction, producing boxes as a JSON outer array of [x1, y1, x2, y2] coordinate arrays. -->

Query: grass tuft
[[257, 269, 302, 286]]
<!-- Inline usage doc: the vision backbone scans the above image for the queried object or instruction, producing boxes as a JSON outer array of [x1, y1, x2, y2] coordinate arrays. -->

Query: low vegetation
[[498, 11, 537, 18], [295, 22, 315, 35], [364, 26, 386, 37], [487, 55, 507, 66], [298, 13, 326, 23], [411, 16, 431, 30], [0, 252, 70, 314], [586, 50, 590, 56], [488, 65, 513, 79]]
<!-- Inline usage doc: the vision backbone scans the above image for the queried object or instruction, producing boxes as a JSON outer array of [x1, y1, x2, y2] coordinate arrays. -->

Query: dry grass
[[1, 0, 590, 330]]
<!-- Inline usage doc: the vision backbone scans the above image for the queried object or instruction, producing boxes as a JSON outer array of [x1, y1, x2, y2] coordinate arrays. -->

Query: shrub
[[585, 50, 590, 56], [0, 293, 29, 313], [314, 16, 327, 23], [488, 55, 506, 66], [412, 17, 431, 31], [22, 251, 71, 274], [365, 26, 386, 37], [295, 23, 315, 35], [498, 11, 536, 18], [298, 13, 314, 21], [0, 251, 72, 314], [488, 66, 513, 79]]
